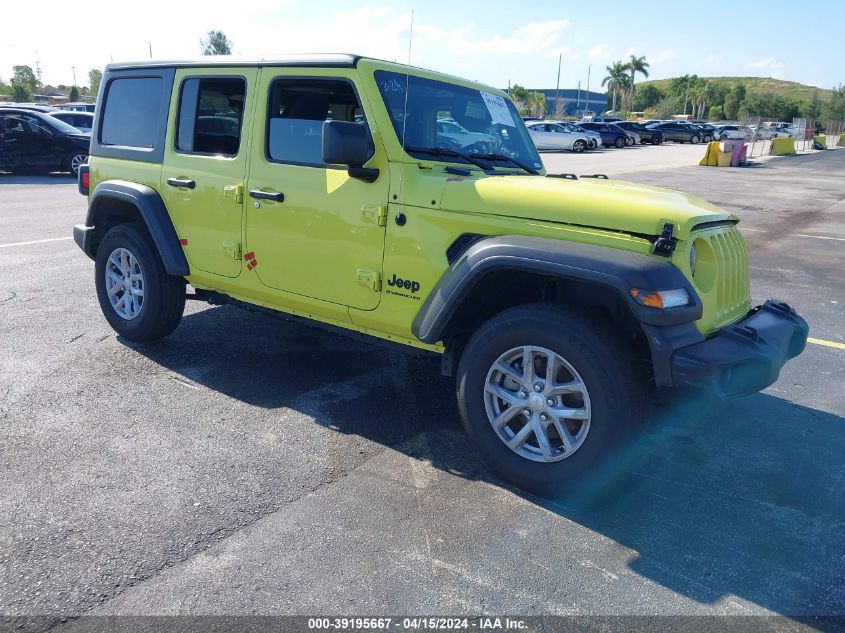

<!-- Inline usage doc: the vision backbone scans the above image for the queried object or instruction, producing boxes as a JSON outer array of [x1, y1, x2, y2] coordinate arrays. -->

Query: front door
[[161, 68, 258, 278], [245, 71, 389, 311]]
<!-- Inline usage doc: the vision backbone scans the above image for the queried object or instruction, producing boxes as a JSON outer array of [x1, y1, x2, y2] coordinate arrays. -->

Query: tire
[[588, 139, 597, 149], [690, 134, 701, 144], [720, 134, 728, 141], [95, 223, 186, 342], [572, 139, 586, 153], [652, 134, 662, 145], [614, 136, 625, 149], [65, 153, 87, 176], [456, 303, 647, 497]]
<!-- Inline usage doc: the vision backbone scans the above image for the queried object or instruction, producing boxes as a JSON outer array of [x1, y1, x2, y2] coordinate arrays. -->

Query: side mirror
[[322, 120, 378, 182]]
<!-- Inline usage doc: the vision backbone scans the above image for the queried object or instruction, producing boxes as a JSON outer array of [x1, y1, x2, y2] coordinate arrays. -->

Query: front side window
[[176, 77, 246, 156], [375, 70, 541, 169], [266, 78, 366, 166], [100, 77, 163, 148]]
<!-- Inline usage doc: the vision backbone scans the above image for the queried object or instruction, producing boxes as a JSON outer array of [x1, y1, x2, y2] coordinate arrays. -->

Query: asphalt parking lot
[[1, 147, 843, 627]]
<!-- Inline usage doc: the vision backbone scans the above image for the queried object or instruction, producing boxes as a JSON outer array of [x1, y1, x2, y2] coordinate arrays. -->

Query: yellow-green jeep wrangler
[[73, 55, 808, 494]]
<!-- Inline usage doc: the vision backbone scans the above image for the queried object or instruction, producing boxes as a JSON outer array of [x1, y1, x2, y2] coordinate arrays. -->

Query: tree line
[[0, 31, 233, 104], [625, 74, 845, 123]]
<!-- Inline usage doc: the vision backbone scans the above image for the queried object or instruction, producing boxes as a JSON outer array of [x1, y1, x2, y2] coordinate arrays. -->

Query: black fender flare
[[411, 235, 702, 345], [82, 180, 189, 277]]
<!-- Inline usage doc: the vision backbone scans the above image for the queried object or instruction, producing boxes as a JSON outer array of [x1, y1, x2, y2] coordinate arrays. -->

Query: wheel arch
[[81, 180, 189, 277], [412, 236, 703, 380]]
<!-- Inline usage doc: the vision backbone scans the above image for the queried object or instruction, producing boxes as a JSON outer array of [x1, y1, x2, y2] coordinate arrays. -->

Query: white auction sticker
[[480, 91, 515, 127]]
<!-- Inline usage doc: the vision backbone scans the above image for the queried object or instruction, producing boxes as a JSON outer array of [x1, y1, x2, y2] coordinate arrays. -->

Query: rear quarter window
[[100, 77, 164, 148]]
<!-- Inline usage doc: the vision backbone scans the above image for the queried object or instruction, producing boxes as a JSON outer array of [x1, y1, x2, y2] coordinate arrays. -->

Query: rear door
[[160, 68, 258, 278]]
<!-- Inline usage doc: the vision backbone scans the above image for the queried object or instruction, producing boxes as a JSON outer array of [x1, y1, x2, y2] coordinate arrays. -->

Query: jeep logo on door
[[386, 274, 421, 299]]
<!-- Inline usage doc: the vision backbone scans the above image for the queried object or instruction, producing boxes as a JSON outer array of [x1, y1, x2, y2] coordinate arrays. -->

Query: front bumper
[[670, 300, 808, 399]]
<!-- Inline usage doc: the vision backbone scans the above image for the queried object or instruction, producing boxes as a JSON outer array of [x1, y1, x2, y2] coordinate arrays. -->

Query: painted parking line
[[0, 236, 74, 249], [791, 234, 845, 242], [807, 337, 845, 351]]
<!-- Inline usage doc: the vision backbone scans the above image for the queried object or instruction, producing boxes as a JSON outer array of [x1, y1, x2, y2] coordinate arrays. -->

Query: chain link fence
[[825, 119, 845, 148]]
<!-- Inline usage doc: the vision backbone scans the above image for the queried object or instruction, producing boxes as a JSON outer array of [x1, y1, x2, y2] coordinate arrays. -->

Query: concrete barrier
[[771, 137, 797, 155]]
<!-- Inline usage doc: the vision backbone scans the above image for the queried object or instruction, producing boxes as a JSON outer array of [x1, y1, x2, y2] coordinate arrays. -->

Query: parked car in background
[[615, 120, 664, 144], [525, 121, 591, 152], [607, 122, 639, 145], [57, 102, 96, 113], [49, 111, 94, 133], [580, 114, 623, 123], [436, 118, 497, 154], [570, 124, 601, 149], [754, 122, 796, 140], [3, 103, 56, 113], [0, 107, 90, 175], [645, 121, 707, 144], [713, 125, 748, 140], [685, 123, 716, 143], [578, 122, 629, 148]]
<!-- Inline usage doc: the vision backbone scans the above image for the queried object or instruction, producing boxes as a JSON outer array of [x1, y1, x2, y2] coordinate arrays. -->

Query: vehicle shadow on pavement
[[124, 304, 845, 617], [0, 173, 76, 184]]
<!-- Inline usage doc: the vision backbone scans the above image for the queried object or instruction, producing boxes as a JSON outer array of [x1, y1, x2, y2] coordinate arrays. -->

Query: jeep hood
[[438, 174, 736, 240]]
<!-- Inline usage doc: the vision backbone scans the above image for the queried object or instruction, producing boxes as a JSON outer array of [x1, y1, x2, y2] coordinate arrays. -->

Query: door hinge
[[224, 184, 244, 203], [223, 240, 241, 260], [361, 204, 387, 227], [356, 269, 381, 292]]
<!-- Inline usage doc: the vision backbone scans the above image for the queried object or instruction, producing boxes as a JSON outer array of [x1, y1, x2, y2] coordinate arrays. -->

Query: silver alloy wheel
[[105, 247, 144, 320], [70, 154, 86, 175], [484, 345, 592, 463]]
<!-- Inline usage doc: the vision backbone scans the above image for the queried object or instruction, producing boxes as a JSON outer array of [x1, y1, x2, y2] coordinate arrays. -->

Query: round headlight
[[689, 243, 697, 277]]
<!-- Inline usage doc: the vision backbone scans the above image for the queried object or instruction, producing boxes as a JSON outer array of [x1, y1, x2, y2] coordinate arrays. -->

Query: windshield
[[45, 114, 86, 135], [375, 70, 542, 170]]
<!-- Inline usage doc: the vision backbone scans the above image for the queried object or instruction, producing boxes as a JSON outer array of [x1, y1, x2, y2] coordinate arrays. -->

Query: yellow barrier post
[[771, 137, 797, 155]]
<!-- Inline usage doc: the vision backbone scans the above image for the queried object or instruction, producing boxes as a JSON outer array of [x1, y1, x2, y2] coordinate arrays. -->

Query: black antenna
[[396, 10, 414, 205]]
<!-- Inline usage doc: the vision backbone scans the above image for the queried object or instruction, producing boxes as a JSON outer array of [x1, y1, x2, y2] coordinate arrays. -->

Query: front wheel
[[95, 223, 186, 342], [651, 134, 662, 145], [572, 139, 586, 153], [614, 136, 626, 149], [690, 134, 701, 144], [456, 304, 647, 496]]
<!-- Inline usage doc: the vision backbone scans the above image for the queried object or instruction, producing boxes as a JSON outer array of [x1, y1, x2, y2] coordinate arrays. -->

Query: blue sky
[[2, 0, 841, 91]]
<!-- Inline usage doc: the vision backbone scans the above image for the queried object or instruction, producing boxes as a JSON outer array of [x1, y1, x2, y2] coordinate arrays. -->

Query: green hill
[[638, 76, 833, 102]]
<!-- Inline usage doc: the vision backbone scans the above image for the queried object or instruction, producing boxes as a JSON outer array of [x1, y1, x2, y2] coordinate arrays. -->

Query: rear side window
[[266, 78, 366, 167], [100, 77, 163, 148], [176, 77, 246, 156]]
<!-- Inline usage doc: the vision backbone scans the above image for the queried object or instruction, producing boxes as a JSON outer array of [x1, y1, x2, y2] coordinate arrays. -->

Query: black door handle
[[167, 177, 195, 189], [249, 189, 284, 202]]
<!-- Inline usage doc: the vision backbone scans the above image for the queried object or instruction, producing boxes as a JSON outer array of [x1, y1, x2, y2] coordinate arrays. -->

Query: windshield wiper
[[403, 145, 494, 172], [472, 152, 539, 175]]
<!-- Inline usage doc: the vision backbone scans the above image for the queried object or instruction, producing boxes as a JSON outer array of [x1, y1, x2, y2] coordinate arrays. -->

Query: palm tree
[[617, 73, 633, 111], [602, 61, 627, 113], [626, 55, 650, 108]]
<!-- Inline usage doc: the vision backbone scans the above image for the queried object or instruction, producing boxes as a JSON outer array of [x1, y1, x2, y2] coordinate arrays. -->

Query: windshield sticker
[[480, 92, 515, 127]]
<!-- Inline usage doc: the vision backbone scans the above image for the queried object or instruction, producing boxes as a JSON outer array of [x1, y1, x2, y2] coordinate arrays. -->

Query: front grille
[[706, 228, 751, 323]]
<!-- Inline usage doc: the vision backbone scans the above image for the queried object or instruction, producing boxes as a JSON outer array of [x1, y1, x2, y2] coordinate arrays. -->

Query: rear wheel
[[572, 139, 586, 153], [456, 303, 647, 496], [65, 153, 87, 176], [651, 134, 662, 145], [614, 136, 625, 149], [95, 223, 185, 342], [690, 134, 701, 144]]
